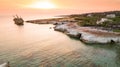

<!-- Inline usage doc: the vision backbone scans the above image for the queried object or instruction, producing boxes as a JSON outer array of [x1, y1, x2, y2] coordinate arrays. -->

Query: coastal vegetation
[[67, 11, 120, 32]]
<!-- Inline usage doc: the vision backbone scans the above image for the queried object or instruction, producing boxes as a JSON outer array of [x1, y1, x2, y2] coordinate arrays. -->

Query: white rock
[[54, 24, 120, 44], [0, 63, 9, 67], [67, 29, 79, 35], [54, 24, 69, 32], [55, 24, 68, 29], [81, 32, 120, 43]]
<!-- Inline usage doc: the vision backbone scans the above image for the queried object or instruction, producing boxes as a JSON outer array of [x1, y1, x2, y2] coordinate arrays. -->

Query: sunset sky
[[0, 0, 120, 15]]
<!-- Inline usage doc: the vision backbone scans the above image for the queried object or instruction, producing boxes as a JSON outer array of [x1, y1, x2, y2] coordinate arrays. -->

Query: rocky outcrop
[[66, 29, 81, 39], [80, 32, 120, 44], [54, 23, 120, 44], [54, 24, 81, 38], [54, 24, 68, 32]]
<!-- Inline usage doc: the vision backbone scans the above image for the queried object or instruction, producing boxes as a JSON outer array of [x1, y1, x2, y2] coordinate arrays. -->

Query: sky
[[0, 0, 120, 15]]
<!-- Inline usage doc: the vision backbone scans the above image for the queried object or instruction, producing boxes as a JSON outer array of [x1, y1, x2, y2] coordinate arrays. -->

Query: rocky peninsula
[[26, 11, 120, 44]]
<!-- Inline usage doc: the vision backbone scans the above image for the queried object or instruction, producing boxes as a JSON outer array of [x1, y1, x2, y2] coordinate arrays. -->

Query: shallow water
[[0, 16, 120, 67]]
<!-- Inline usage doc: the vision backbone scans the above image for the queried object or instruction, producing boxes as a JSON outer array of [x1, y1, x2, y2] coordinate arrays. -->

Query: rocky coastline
[[26, 11, 120, 44], [54, 23, 120, 44]]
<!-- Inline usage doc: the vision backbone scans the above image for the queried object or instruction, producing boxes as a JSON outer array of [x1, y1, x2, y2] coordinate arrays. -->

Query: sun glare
[[28, 1, 56, 9]]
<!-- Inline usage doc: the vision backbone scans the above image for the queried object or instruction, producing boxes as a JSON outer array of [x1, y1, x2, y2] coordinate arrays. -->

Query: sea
[[0, 13, 120, 67]]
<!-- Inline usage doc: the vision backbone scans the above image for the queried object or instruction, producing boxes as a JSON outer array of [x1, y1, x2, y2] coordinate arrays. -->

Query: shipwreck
[[13, 15, 24, 25]]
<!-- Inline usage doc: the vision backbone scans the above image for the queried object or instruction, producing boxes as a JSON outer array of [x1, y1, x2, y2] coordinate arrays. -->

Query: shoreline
[[54, 23, 120, 44], [26, 19, 120, 44], [26, 11, 120, 44]]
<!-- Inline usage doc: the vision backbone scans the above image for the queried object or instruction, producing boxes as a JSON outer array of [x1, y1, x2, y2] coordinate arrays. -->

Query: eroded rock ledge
[[54, 23, 120, 44]]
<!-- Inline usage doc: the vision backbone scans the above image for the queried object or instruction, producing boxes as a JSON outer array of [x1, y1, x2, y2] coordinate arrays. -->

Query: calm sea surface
[[0, 15, 120, 67]]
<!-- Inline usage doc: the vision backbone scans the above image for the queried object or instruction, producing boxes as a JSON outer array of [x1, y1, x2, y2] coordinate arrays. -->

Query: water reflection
[[0, 17, 120, 67]]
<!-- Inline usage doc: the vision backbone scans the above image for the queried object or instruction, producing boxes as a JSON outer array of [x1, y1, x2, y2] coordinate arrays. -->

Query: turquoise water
[[0, 16, 120, 67]]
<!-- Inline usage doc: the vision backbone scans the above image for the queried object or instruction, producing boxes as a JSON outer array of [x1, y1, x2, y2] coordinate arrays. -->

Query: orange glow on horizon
[[0, 0, 120, 14]]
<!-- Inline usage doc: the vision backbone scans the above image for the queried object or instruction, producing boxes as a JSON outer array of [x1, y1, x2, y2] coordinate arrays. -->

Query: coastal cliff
[[54, 23, 120, 44]]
